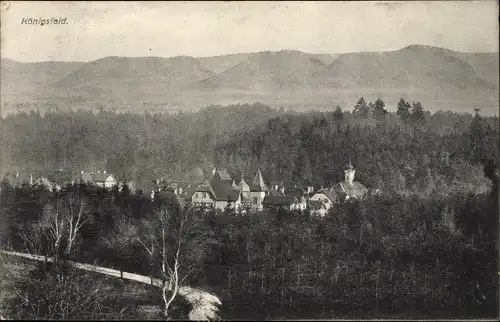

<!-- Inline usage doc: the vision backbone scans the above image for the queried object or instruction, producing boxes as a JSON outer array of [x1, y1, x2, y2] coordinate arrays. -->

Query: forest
[[0, 99, 498, 319], [0, 98, 498, 196]]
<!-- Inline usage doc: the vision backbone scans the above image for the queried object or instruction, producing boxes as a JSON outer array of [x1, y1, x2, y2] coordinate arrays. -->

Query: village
[[1, 161, 369, 216]]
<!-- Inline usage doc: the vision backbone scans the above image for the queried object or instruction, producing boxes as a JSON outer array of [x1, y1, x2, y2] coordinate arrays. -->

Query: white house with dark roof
[[190, 168, 273, 212], [310, 188, 338, 210], [191, 168, 242, 211], [79, 170, 117, 189], [92, 171, 117, 189]]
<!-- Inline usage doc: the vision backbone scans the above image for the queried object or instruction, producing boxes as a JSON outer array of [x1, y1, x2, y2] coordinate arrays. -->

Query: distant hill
[[325, 45, 498, 98], [0, 59, 85, 97], [189, 50, 333, 92], [50, 56, 215, 101], [198, 53, 254, 74], [1, 45, 498, 115], [455, 52, 499, 87], [197, 52, 339, 74]]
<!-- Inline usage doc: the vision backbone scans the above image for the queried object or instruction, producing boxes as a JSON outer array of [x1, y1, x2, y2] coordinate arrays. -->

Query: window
[[195, 193, 199, 199], [253, 197, 258, 204], [202, 192, 207, 199]]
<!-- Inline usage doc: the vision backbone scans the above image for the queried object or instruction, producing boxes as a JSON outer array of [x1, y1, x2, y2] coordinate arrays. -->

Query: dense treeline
[[0, 100, 497, 194], [0, 167, 498, 319], [0, 102, 281, 185], [208, 189, 498, 319]]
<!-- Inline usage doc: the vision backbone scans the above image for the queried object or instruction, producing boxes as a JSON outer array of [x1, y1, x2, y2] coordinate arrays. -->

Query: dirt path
[[0, 250, 221, 321]]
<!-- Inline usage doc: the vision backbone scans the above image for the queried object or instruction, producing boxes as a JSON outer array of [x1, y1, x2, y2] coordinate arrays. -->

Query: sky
[[1, 1, 498, 62]]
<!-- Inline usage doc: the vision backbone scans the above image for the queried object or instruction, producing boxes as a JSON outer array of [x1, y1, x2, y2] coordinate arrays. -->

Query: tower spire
[[346, 157, 353, 170]]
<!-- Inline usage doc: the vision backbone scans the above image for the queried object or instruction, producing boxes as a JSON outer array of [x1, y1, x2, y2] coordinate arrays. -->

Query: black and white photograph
[[0, 1, 498, 320]]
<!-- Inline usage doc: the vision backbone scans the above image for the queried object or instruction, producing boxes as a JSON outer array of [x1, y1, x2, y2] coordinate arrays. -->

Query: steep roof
[[332, 181, 368, 199], [262, 195, 296, 206], [250, 170, 268, 192], [313, 188, 338, 203], [213, 169, 233, 182], [237, 178, 250, 192], [208, 178, 241, 201]]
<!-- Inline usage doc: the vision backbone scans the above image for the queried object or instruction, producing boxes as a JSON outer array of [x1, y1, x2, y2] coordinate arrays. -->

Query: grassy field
[[0, 254, 165, 320]]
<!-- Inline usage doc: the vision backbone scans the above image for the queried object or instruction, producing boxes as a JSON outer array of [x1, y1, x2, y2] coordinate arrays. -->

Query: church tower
[[344, 158, 355, 185]]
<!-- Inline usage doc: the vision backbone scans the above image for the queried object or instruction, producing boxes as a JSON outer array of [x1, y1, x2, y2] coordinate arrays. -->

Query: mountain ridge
[[1, 45, 498, 115]]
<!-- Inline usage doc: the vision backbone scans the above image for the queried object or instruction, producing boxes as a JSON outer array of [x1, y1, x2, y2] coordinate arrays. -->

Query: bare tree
[[61, 191, 88, 255], [137, 198, 210, 319], [20, 189, 88, 261]]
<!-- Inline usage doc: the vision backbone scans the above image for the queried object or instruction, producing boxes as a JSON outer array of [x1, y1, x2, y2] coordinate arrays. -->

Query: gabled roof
[[33, 177, 57, 191], [263, 195, 296, 206], [92, 173, 115, 182], [313, 189, 338, 203], [237, 178, 250, 192], [332, 181, 368, 199], [213, 169, 233, 182], [209, 178, 241, 201], [250, 170, 268, 192]]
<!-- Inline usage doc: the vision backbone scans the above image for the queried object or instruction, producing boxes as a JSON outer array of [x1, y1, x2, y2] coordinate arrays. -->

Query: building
[[1, 169, 78, 191], [262, 195, 298, 212], [80, 170, 117, 189], [160, 180, 201, 203], [330, 161, 368, 201], [33, 177, 60, 192], [249, 170, 269, 211], [191, 168, 242, 211], [92, 171, 117, 189], [190, 168, 274, 212], [237, 173, 252, 211], [310, 187, 338, 210]]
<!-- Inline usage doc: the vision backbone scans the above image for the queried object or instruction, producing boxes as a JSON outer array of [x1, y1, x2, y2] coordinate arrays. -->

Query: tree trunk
[[375, 261, 381, 306], [261, 264, 265, 293]]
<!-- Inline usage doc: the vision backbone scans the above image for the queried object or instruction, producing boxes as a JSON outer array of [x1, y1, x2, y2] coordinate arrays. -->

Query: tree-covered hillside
[[0, 100, 497, 195]]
